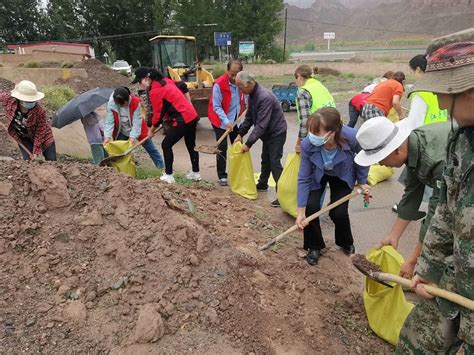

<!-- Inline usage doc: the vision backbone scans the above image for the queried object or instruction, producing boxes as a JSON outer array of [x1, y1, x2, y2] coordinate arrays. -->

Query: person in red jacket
[[133, 67, 200, 184], [103, 87, 164, 169], [208, 60, 245, 186], [0, 80, 56, 161]]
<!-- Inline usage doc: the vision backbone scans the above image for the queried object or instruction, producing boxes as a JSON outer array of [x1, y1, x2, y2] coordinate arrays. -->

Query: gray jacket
[[239, 83, 287, 147]]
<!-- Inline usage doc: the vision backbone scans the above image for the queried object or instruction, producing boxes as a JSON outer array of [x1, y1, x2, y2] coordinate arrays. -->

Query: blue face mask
[[308, 132, 328, 146], [20, 101, 36, 110]]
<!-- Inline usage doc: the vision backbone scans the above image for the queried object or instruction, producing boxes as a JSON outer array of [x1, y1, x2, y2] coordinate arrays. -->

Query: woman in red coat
[[133, 67, 200, 184]]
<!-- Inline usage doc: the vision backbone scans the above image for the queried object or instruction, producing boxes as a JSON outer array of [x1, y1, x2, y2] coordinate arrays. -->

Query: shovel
[[99, 126, 162, 166], [0, 122, 35, 160], [351, 253, 474, 311], [195, 109, 247, 154], [259, 189, 362, 251]]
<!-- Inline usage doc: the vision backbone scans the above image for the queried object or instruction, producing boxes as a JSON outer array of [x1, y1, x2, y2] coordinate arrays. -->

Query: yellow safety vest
[[412, 91, 448, 125], [296, 78, 335, 120]]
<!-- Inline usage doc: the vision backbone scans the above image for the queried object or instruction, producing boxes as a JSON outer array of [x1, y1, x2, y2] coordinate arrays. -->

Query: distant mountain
[[284, 0, 474, 44]]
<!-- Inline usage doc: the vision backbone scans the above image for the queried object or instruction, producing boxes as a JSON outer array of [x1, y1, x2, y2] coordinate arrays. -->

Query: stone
[[205, 307, 218, 324], [250, 270, 270, 287], [0, 181, 13, 196], [189, 254, 199, 266], [63, 301, 87, 322], [26, 318, 36, 327], [74, 209, 103, 226], [133, 304, 165, 343], [28, 166, 71, 208]]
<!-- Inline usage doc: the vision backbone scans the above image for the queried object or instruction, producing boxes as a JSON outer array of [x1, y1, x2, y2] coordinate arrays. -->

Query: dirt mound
[[54, 59, 132, 93], [0, 78, 15, 92], [0, 160, 392, 354]]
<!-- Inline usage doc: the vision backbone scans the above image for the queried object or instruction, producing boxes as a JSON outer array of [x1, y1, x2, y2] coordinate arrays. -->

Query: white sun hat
[[11, 80, 45, 102], [355, 116, 414, 167]]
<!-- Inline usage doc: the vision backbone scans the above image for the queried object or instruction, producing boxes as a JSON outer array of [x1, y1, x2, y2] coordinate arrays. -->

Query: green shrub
[[17, 63, 24, 67], [61, 61, 74, 68], [24, 61, 40, 68], [211, 63, 226, 78], [42, 85, 76, 110]]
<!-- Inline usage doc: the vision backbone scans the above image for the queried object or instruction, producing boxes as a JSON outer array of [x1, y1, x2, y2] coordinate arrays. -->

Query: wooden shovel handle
[[0, 122, 34, 159], [259, 189, 361, 251], [215, 109, 248, 146], [377, 272, 474, 311]]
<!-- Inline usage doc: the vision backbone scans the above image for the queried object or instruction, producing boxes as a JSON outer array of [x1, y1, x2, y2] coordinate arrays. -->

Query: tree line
[[0, 0, 284, 65]]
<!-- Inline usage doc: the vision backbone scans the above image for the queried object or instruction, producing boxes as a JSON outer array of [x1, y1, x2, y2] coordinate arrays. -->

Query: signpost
[[239, 41, 255, 58], [323, 32, 335, 51], [214, 32, 232, 62]]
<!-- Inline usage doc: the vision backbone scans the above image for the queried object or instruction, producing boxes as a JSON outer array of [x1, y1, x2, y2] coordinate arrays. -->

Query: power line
[[286, 16, 443, 37]]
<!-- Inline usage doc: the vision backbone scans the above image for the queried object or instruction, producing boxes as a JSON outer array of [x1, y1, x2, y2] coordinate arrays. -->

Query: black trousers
[[213, 126, 239, 179], [161, 120, 199, 175], [19, 138, 56, 161], [303, 174, 354, 251], [258, 132, 286, 187], [348, 101, 361, 128]]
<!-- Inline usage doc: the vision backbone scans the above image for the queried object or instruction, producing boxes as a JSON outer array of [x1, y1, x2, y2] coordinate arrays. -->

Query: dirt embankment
[[0, 160, 392, 354], [54, 59, 133, 93]]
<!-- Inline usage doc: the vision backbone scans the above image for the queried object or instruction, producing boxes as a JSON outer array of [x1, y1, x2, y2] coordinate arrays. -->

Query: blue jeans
[[116, 133, 164, 169]]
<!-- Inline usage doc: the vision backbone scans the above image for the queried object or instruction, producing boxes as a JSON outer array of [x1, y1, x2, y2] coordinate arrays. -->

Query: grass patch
[[61, 61, 74, 68], [136, 167, 162, 179], [43, 85, 76, 110], [173, 172, 215, 190], [24, 61, 40, 68], [211, 63, 226, 78]]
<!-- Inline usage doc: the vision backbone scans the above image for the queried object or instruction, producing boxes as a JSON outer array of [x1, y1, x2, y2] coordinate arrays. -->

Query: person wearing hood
[[103, 86, 164, 169], [0, 80, 56, 160]]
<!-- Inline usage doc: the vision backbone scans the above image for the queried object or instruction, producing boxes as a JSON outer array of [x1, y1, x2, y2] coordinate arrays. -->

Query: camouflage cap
[[408, 28, 474, 95]]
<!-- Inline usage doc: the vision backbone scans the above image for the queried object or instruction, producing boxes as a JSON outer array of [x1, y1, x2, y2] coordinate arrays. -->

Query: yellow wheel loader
[[150, 35, 214, 117]]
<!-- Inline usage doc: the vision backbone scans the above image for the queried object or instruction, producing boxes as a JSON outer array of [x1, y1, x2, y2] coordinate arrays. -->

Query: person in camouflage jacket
[[396, 29, 474, 354]]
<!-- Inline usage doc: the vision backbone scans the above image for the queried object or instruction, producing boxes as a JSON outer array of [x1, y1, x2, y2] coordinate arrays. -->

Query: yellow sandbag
[[368, 164, 394, 186], [228, 142, 257, 200], [363, 246, 414, 346], [276, 153, 301, 217], [104, 140, 136, 177], [387, 108, 400, 123], [253, 173, 276, 187]]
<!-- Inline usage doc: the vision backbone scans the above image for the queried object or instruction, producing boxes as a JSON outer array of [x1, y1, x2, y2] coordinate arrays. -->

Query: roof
[[7, 41, 92, 49], [149, 35, 196, 42]]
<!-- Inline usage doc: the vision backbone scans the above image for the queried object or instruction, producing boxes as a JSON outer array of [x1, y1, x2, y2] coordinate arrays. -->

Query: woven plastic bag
[[363, 246, 414, 346], [368, 164, 394, 186], [276, 153, 301, 217], [228, 142, 257, 200], [104, 140, 136, 177]]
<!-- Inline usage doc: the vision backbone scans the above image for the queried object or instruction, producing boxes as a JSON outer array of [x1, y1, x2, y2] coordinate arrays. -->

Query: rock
[[63, 301, 87, 322], [205, 307, 218, 324], [114, 203, 130, 229], [250, 270, 270, 287], [36, 203, 47, 213], [26, 318, 36, 327], [304, 327, 313, 336], [111, 277, 128, 290], [196, 234, 208, 253], [37, 248, 48, 257], [0, 181, 13, 196], [163, 247, 172, 257], [85, 291, 97, 302], [28, 166, 70, 208], [192, 291, 202, 300], [133, 304, 165, 343], [74, 209, 103, 226], [355, 346, 362, 354], [164, 303, 175, 316], [189, 254, 199, 266]]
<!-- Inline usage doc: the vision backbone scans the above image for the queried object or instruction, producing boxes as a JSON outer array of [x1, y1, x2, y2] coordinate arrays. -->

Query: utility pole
[[282, 7, 288, 63]]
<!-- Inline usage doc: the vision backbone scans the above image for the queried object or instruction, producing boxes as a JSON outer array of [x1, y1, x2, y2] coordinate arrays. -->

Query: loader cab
[[150, 35, 197, 77]]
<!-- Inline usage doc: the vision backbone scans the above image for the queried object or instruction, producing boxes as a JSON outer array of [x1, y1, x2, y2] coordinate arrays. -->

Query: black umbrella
[[52, 87, 114, 128]]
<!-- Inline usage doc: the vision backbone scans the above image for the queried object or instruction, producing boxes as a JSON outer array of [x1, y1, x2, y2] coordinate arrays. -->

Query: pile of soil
[[0, 78, 15, 92], [0, 160, 392, 354], [54, 59, 132, 93]]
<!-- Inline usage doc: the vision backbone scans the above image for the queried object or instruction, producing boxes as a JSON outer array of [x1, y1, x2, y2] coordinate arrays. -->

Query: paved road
[[158, 110, 422, 260]]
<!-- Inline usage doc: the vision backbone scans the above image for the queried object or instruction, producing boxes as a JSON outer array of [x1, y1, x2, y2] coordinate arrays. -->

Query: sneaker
[[186, 171, 202, 181], [342, 245, 355, 255], [256, 182, 269, 192], [392, 204, 398, 213], [270, 199, 280, 208], [160, 173, 175, 184], [218, 178, 228, 186], [306, 249, 320, 266]]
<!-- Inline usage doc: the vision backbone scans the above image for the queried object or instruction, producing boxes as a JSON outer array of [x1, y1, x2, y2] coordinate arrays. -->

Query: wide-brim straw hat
[[408, 28, 474, 96], [11, 80, 45, 102], [355, 116, 413, 167]]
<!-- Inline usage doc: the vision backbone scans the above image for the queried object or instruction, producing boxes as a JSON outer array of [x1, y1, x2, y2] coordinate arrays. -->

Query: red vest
[[208, 74, 245, 128], [112, 95, 148, 140]]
